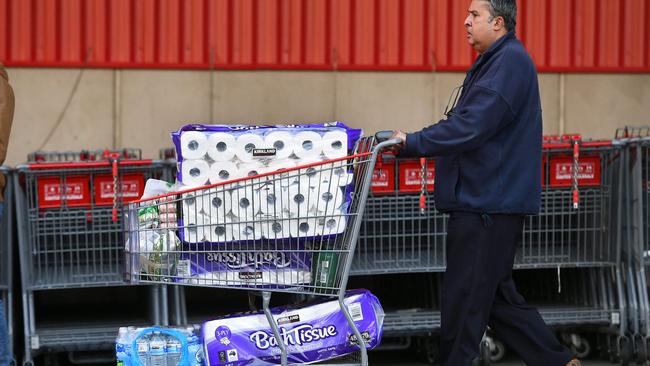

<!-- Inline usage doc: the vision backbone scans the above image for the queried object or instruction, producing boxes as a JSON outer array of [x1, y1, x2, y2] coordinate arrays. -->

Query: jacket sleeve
[[0, 68, 15, 166], [400, 85, 515, 158]]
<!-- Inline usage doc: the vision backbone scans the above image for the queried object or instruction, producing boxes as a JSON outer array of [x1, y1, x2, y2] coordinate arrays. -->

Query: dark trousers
[[440, 212, 574, 366]]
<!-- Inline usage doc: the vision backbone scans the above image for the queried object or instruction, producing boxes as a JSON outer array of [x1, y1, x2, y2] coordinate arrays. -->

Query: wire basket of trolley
[[123, 123, 398, 366]]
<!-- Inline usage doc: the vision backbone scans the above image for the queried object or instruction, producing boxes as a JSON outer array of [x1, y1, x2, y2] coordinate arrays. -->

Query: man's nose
[[464, 15, 471, 27]]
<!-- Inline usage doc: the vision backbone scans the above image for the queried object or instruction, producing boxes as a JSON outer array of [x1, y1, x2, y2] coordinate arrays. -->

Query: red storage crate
[[94, 173, 146, 206], [37, 175, 91, 208], [398, 159, 435, 193], [371, 159, 395, 194], [549, 155, 601, 187]]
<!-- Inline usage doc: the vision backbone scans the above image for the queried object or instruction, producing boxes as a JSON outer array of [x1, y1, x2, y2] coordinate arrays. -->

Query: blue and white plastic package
[[116, 326, 203, 366]]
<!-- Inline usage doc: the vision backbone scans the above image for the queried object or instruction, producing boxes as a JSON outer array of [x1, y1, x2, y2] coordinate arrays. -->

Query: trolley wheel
[[569, 336, 591, 359], [596, 334, 609, 359], [635, 335, 647, 364], [490, 339, 506, 362], [609, 335, 620, 363], [43, 354, 60, 366], [22, 362, 34, 366], [480, 340, 492, 366], [619, 336, 633, 365], [417, 337, 438, 364]]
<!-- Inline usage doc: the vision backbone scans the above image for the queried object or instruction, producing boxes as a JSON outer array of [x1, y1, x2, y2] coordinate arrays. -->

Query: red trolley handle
[[108, 152, 121, 222], [420, 157, 427, 214], [572, 141, 580, 209]]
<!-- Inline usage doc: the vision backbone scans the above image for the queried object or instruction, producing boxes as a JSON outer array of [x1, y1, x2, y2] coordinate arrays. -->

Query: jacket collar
[[481, 31, 516, 59], [471, 31, 515, 70]]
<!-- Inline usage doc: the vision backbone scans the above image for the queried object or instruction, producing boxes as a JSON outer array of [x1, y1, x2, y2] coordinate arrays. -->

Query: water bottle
[[149, 332, 166, 366], [116, 328, 128, 366], [136, 334, 151, 366], [187, 334, 202, 366], [165, 335, 182, 366]]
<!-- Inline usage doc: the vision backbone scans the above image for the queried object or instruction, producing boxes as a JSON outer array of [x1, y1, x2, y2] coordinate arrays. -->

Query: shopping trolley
[[524, 138, 631, 363], [615, 126, 650, 364], [13, 151, 169, 366], [354, 155, 445, 275], [348, 136, 630, 364], [125, 136, 400, 365], [1, 166, 14, 366]]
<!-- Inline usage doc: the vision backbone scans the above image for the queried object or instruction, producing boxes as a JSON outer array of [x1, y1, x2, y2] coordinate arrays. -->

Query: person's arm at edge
[[0, 64, 15, 167]]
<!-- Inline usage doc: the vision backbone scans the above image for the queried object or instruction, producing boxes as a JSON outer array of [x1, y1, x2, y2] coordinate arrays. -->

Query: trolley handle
[[108, 152, 121, 222], [374, 131, 396, 143], [375, 131, 428, 212], [572, 141, 580, 210]]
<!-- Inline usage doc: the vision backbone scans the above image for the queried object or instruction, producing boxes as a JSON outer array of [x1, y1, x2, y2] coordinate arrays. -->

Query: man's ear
[[493, 16, 505, 31]]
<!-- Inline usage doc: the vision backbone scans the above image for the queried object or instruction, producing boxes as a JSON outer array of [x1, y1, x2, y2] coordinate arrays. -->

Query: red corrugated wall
[[1, 0, 648, 72]]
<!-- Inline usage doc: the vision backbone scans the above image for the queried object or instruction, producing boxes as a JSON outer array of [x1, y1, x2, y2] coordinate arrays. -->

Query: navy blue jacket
[[400, 32, 542, 214]]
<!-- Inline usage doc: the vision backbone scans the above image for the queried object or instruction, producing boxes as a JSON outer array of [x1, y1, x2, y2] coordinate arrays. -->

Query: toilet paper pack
[[172, 123, 361, 245], [202, 289, 384, 365], [175, 242, 312, 287], [171, 122, 362, 187]]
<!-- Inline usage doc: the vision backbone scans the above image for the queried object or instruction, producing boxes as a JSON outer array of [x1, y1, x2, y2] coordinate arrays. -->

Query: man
[[391, 1, 579, 365], [0, 62, 15, 366]]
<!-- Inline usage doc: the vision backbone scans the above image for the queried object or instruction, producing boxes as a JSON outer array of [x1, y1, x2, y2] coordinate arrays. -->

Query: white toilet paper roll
[[207, 133, 237, 162], [296, 157, 325, 186], [239, 162, 269, 190], [203, 220, 233, 243], [293, 131, 323, 159], [266, 160, 297, 186], [320, 162, 354, 187], [287, 184, 314, 216], [260, 217, 291, 240], [264, 131, 294, 160], [317, 213, 347, 236], [235, 133, 266, 162], [180, 131, 209, 160], [181, 191, 203, 217], [183, 224, 204, 243], [209, 161, 241, 184], [230, 186, 259, 220], [239, 162, 266, 177], [314, 187, 344, 214], [199, 189, 232, 221], [181, 160, 211, 187], [232, 220, 263, 241], [322, 130, 348, 159], [289, 217, 318, 238], [258, 184, 283, 215], [183, 211, 211, 243], [298, 175, 321, 190]]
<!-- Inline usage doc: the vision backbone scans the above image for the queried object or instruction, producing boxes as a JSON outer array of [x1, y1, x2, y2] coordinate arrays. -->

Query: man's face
[[464, 0, 497, 54]]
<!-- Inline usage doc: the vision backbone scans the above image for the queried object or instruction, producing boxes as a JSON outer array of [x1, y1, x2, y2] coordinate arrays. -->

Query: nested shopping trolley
[[352, 155, 445, 362], [1, 166, 15, 366], [524, 138, 630, 363], [352, 137, 630, 364], [13, 152, 169, 366], [616, 126, 650, 364], [125, 136, 399, 366]]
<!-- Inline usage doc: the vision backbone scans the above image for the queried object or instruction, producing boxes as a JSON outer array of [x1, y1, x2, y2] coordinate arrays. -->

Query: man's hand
[[387, 130, 407, 153], [393, 130, 406, 144]]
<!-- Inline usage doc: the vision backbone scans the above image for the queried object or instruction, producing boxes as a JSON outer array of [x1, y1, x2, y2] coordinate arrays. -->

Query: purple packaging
[[202, 289, 384, 365], [176, 242, 312, 287], [171, 122, 363, 183]]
